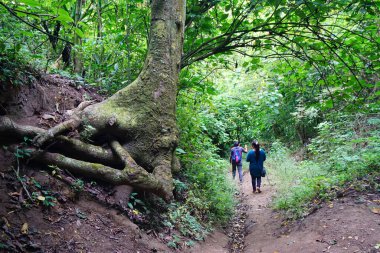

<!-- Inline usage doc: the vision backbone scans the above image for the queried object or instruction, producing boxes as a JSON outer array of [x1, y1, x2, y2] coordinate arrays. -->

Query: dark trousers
[[232, 162, 243, 183], [251, 176, 261, 190]]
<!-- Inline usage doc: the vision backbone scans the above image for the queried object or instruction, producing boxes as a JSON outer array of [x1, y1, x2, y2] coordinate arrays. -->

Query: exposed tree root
[[54, 136, 121, 167], [33, 118, 81, 147], [0, 116, 171, 199], [33, 100, 93, 147], [0, 116, 117, 166], [0, 0, 186, 201], [0, 116, 44, 139], [35, 152, 166, 197]]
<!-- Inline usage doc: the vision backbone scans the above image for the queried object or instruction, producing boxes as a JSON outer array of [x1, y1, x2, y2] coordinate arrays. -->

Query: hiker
[[246, 140, 266, 193], [230, 141, 247, 183]]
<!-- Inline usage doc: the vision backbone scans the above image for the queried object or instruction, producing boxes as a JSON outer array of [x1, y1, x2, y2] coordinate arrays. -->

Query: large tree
[[0, 0, 186, 200], [0, 0, 378, 200]]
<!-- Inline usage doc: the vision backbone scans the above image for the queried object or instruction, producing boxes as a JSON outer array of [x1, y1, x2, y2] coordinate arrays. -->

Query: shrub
[[271, 113, 380, 219]]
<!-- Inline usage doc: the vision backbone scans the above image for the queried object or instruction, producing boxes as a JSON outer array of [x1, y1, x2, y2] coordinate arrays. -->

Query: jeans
[[232, 162, 243, 183], [251, 176, 261, 190]]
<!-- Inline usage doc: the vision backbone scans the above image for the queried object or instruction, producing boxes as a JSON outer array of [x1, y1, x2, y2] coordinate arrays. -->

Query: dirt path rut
[[191, 171, 380, 253]]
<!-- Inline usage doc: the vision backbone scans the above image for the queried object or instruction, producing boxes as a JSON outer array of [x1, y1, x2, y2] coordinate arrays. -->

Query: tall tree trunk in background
[[125, 2, 131, 83], [96, 0, 102, 40], [73, 0, 84, 74]]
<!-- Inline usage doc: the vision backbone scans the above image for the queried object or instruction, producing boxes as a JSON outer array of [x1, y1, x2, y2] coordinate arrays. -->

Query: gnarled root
[[110, 140, 173, 199], [33, 118, 81, 147], [32, 100, 94, 147], [0, 116, 174, 199], [0, 116, 44, 139], [35, 152, 169, 197], [1, 0, 186, 202]]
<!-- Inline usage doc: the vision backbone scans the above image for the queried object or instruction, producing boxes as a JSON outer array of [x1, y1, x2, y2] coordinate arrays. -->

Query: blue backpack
[[232, 147, 242, 163]]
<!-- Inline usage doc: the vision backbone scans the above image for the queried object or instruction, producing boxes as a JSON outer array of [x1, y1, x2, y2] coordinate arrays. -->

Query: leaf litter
[[227, 192, 249, 253]]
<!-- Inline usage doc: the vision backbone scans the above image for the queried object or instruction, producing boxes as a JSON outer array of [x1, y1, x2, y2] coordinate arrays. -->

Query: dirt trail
[[193, 170, 380, 253], [0, 72, 378, 252]]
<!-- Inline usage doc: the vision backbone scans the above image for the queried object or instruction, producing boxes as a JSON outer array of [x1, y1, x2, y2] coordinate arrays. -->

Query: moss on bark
[[0, 0, 186, 200]]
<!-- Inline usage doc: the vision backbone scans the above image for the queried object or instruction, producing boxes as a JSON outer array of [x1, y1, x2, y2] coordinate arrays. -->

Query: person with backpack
[[230, 141, 247, 184], [246, 140, 266, 193]]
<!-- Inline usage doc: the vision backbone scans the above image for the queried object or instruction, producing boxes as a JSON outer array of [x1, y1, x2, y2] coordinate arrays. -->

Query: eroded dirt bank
[[0, 74, 172, 252], [1, 75, 379, 252], [193, 169, 380, 253]]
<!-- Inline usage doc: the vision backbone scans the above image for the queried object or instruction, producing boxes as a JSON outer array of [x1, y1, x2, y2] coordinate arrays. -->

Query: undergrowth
[[151, 150, 235, 249], [132, 152, 235, 249], [127, 95, 236, 249], [141, 91, 237, 249], [270, 113, 380, 219]]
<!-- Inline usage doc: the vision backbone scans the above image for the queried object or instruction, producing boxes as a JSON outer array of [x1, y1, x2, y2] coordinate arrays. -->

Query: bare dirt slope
[[0, 74, 172, 252], [243, 177, 380, 253], [194, 169, 380, 253], [1, 75, 379, 252]]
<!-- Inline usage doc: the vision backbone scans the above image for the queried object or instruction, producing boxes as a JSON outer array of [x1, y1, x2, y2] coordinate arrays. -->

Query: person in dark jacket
[[230, 141, 247, 183], [246, 140, 266, 193]]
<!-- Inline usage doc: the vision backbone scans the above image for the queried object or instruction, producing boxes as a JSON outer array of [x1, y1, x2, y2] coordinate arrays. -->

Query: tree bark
[[96, 0, 103, 40], [80, 0, 185, 197], [73, 0, 84, 74], [0, 0, 185, 200]]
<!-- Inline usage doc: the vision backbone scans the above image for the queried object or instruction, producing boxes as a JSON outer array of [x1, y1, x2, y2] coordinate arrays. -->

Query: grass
[[267, 146, 325, 219], [182, 155, 237, 224], [267, 138, 380, 220], [138, 153, 237, 250]]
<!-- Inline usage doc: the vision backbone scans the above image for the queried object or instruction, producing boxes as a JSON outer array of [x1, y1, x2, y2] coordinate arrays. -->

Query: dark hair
[[233, 141, 239, 147], [252, 140, 260, 161]]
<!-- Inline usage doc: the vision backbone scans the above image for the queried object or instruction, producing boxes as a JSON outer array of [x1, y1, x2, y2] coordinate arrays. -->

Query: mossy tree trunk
[[0, 0, 186, 200], [73, 0, 84, 74]]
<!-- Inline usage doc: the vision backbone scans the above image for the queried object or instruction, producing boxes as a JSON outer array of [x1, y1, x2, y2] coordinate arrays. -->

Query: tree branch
[[0, 1, 73, 45]]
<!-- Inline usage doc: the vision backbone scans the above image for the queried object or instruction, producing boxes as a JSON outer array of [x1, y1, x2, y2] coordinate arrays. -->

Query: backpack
[[232, 147, 242, 164]]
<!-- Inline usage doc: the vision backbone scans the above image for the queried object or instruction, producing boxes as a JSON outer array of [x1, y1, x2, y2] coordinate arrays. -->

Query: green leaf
[[206, 86, 217, 95], [19, 0, 40, 7], [134, 199, 144, 204], [74, 28, 84, 38], [324, 99, 334, 109], [55, 9, 74, 23], [14, 151, 23, 158]]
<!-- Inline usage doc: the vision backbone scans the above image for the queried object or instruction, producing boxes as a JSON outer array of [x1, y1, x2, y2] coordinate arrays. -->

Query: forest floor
[[191, 169, 380, 253], [1, 74, 379, 252], [0, 74, 173, 252]]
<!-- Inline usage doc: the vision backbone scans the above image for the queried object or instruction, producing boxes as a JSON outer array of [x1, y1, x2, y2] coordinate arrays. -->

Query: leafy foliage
[[1, 0, 379, 240], [177, 88, 236, 223], [272, 113, 380, 219], [0, 0, 149, 92]]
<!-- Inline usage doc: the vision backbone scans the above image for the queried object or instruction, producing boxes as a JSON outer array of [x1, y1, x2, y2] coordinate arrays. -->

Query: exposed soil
[[1, 74, 379, 253], [243, 178, 380, 253], [193, 170, 380, 253], [0, 74, 172, 252], [0, 74, 103, 126], [0, 164, 171, 252]]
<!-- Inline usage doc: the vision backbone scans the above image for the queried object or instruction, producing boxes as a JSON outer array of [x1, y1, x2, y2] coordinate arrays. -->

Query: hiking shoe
[[257, 188, 262, 193]]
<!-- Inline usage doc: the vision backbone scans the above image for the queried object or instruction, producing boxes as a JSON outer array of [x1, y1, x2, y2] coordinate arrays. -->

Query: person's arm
[[246, 151, 250, 162], [263, 151, 266, 162]]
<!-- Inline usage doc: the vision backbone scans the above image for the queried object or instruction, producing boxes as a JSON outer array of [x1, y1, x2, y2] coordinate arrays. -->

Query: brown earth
[[1, 74, 379, 253], [0, 74, 172, 252], [193, 170, 380, 253]]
